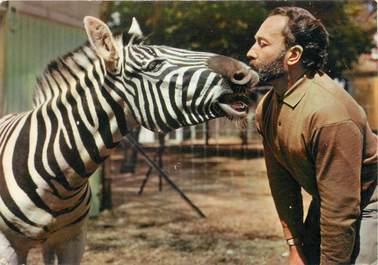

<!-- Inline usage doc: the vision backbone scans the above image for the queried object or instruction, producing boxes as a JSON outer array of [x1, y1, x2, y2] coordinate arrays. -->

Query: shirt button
[[278, 121, 282, 126]]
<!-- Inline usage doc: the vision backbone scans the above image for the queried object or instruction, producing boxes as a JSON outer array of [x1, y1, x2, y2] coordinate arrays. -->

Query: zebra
[[0, 16, 258, 265]]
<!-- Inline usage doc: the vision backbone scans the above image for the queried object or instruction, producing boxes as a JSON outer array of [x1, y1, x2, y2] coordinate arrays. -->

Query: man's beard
[[251, 52, 287, 85]]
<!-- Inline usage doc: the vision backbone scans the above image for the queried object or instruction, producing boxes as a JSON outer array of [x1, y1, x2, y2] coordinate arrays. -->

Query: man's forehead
[[255, 15, 288, 40]]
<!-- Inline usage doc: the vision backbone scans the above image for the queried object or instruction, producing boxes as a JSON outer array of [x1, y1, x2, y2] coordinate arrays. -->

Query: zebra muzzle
[[207, 55, 259, 89]]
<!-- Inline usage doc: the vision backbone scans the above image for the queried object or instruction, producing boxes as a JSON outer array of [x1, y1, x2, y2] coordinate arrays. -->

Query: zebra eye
[[145, 59, 164, 72]]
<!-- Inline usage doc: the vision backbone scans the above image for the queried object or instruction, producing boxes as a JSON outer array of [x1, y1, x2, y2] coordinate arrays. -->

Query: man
[[247, 6, 377, 265]]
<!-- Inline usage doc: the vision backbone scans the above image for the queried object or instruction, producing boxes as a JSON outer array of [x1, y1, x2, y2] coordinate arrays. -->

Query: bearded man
[[247, 6, 377, 265]]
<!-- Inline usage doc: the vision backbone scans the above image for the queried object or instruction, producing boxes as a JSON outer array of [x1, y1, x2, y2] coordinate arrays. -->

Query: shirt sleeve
[[311, 120, 362, 265], [263, 141, 305, 239]]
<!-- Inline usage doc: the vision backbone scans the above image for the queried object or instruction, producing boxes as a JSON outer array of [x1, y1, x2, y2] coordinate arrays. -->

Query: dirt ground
[[28, 145, 311, 265]]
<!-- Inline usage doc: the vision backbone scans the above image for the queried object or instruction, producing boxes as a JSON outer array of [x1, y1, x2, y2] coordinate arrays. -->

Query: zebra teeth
[[216, 93, 250, 118], [217, 99, 249, 120]]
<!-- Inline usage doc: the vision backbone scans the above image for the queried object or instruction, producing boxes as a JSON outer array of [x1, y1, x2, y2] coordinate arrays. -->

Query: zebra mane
[[32, 41, 97, 107]]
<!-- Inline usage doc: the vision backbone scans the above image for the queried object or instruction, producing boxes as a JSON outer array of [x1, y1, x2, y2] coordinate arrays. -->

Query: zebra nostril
[[233, 71, 245, 81], [231, 69, 252, 85]]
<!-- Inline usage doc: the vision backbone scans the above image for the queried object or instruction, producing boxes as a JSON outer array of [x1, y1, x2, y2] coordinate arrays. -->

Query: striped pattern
[[110, 44, 224, 132], [0, 39, 230, 241]]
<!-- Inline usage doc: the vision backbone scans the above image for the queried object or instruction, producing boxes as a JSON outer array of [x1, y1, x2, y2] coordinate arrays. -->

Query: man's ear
[[287, 45, 304, 66], [83, 16, 119, 71]]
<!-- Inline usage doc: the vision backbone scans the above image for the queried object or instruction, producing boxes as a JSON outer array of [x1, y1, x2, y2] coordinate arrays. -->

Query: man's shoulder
[[305, 73, 365, 128], [307, 73, 343, 97]]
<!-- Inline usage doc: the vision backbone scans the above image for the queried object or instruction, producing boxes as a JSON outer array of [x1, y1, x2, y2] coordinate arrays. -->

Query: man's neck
[[270, 67, 306, 98], [270, 77, 289, 97]]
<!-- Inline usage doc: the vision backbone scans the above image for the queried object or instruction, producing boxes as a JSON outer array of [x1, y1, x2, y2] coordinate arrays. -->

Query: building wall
[[2, 11, 86, 114], [350, 75, 378, 132], [0, 1, 104, 115], [9, 1, 104, 27]]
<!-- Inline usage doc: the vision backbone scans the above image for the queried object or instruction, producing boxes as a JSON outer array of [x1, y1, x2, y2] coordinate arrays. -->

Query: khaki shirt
[[255, 73, 378, 264]]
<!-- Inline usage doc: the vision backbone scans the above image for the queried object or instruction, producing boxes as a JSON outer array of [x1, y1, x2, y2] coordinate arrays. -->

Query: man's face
[[247, 15, 289, 84]]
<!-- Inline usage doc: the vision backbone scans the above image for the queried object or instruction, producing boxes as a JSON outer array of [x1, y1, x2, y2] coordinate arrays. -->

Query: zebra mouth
[[216, 93, 249, 118]]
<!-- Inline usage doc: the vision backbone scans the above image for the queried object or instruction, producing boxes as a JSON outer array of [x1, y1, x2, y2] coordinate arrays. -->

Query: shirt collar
[[279, 75, 310, 108]]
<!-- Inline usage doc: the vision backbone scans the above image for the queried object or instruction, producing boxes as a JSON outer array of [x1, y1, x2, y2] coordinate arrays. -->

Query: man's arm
[[255, 91, 306, 263], [263, 142, 306, 263], [312, 120, 362, 265]]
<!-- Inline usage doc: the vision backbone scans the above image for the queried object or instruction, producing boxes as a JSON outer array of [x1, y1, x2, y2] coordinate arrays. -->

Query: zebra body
[[0, 17, 258, 264]]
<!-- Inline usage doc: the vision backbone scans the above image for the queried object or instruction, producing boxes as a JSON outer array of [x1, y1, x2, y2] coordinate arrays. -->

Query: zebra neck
[[32, 45, 138, 185]]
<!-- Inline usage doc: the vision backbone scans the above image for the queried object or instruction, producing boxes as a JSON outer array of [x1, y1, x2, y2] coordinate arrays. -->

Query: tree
[[104, 1, 375, 80], [105, 1, 267, 61]]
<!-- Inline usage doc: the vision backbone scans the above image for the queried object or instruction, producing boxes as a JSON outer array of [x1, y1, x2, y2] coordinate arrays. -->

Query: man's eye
[[145, 59, 164, 72], [259, 41, 268, 48]]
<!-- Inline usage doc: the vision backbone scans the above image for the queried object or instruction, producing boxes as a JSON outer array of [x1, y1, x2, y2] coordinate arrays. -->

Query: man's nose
[[246, 44, 257, 61]]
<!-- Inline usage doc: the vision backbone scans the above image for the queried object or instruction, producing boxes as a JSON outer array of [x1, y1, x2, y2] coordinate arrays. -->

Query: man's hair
[[269, 6, 329, 75]]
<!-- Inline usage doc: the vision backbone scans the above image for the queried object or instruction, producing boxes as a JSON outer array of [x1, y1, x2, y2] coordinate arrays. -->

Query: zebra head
[[84, 17, 259, 133]]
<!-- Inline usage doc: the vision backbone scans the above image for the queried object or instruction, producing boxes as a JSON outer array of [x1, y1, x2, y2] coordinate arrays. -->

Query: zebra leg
[[42, 244, 56, 265], [0, 232, 29, 265], [42, 232, 86, 265], [57, 227, 86, 265]]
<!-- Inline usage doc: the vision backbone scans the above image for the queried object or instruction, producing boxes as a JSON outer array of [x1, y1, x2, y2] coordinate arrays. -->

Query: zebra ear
[[128, 17, 144, 45], [83, 16, 119, 70]]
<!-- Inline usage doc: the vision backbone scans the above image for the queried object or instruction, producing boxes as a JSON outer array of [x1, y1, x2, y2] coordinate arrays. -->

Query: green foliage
[[104, 1, 375, 79], [105, 1, 268, 61]]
